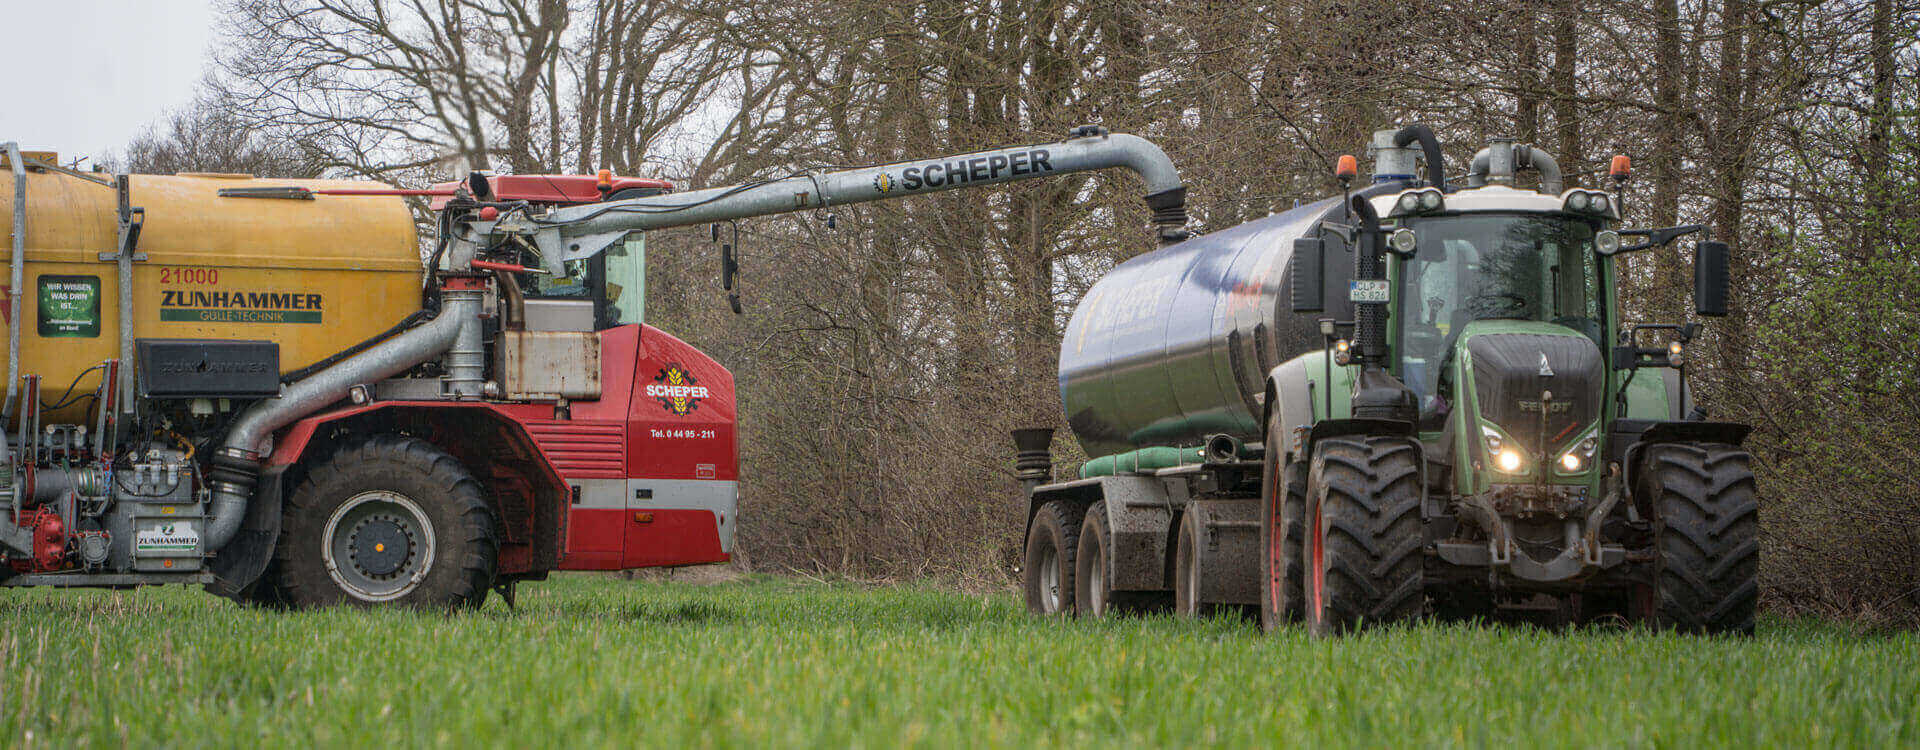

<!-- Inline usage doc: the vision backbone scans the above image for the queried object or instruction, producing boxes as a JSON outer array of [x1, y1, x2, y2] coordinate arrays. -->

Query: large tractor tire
[[275, 435, 497, 609], [1259, 434, 1307, 631], [1302, 437, 1425, 636], [1638, 443, 1759, 635], [1023, 499, 1086, 616], [230, 563, 291, 608]]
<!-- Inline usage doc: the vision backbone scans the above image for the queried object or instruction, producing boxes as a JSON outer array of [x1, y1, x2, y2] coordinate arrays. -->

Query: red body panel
[[269, 323, 736, 575]]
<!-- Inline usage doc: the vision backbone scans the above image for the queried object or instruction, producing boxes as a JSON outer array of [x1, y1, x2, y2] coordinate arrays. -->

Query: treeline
[[129, 0, 1919, 624]]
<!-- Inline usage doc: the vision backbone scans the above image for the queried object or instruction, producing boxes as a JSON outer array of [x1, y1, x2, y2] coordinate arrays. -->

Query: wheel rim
[[1309, 507, 1325, 622], [1088, 543, 1106, 614], [1039, 542, 1061, 613], [323, 490, 437, 602], [1179, 530, 1197, 613], [1266, 477, 1284, 616]]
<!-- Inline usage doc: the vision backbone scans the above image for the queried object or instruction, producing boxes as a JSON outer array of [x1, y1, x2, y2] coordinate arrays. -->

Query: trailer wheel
[[1639, 443, 1758, 635], [1259, 443, 1308, 632], [1174, 511, 1204, 616], [1023, 500, 1085, 616], [1302, 437, 1425, 636], [1075, 503, 1114, 616], [275, 435, 497, 609]]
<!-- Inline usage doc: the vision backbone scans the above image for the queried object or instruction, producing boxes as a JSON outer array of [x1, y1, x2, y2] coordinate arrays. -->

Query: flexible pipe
[[201, 290, 482, 550]]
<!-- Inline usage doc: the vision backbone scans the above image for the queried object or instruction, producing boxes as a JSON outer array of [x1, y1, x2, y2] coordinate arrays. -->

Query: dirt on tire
[[1303, 436, 1425, 636], [274, 434, 497, 609], [1640, 442, 1759, 635]]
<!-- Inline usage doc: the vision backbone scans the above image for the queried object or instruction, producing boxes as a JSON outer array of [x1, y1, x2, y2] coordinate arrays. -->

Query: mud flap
[[205, 464, 286, 598]]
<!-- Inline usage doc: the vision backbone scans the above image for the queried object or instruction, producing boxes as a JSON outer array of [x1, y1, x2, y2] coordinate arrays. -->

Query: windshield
[[1396, 214, 1603, 422]]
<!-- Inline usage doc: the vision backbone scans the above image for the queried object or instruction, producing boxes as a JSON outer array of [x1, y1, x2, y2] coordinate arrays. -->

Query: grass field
[[2, 574, 1915, 748]]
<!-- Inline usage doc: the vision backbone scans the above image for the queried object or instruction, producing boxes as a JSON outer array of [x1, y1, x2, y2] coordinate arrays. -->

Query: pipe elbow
[[1522, 148, 1564, 194], [1467, 148, 1492, 188], [1102, 132, 1185, 198], [1391, 124, 1448, 192]]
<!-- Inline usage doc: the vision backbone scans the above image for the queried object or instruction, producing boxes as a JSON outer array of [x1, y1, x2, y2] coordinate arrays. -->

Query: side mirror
[[1694, 241, 1729, 317], [1290, 237, 1325, 313]]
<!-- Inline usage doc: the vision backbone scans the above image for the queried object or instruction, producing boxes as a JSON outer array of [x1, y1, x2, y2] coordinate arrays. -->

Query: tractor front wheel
[[1302, 437, 1425, 636], [1639, 443, 1759, 635], [275, 435, 497, 609]]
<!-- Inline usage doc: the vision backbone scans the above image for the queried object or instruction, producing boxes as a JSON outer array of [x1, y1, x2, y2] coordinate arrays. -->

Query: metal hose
[[201, 289, 483, 551]]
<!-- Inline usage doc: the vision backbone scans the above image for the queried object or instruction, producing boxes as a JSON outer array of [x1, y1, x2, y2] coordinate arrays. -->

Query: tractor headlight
[[1595, 230, 1621, 255], [1333, 338, 1352, 365], [1391, 189, 1444, 217], [1497, 449, 1524, 473], [1563, 190, 1614, 216], [1388, 227, 1418, 256], [1557, 436, 1599, 474], [1482, 425, 1527, 473]]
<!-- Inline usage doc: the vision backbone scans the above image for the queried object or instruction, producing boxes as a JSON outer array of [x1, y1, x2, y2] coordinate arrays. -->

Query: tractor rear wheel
[[1302, 437, 1425, 636], [1639, 443, 1759, 635], [1023, 499, 1085, 616], [275, 435, 497, 609], [1259, 441, 1307, 632]]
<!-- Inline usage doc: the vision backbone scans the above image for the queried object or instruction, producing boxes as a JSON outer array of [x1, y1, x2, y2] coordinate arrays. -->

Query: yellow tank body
[[0, 168, 422, 425]]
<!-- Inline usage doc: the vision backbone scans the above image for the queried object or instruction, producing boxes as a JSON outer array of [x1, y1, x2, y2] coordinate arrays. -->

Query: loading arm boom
[[473, 128, 1188, 271]]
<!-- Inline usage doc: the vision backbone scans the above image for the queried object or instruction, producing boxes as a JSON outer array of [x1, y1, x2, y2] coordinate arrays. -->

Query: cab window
[[516, 231, 646, 330]]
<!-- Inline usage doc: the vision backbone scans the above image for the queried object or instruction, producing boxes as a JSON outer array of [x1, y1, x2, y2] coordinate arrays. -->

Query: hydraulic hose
[[1392, 125, 1447, 192]]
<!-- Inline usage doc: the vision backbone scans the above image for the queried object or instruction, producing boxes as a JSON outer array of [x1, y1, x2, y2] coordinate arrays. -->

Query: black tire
[[1174, 511, 1202, 617], [1023, 499, 1085, 616], [1302, 437, 1425, 636], [1076, 503, 1120, 617], [275, 435, 497, 609], [1638, 443, 1759, 635], [1259, 433, 1307, 631], [231, 563, 291, 608]]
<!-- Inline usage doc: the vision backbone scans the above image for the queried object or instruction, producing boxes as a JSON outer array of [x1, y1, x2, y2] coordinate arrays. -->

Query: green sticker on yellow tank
[[37, 275, 100, 338]]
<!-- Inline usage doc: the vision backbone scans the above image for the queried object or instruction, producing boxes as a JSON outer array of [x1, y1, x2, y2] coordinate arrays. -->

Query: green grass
[[2, 575, 1914, 748]]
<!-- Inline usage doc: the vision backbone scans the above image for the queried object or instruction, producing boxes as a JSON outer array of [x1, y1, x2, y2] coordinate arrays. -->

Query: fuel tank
[[1058, 183, 1406, 456], [0, 163, 420, 424]]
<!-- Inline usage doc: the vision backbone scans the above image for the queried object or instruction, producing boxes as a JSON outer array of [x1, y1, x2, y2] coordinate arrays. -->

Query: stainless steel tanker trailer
[[1016, 126, 1757, 635]]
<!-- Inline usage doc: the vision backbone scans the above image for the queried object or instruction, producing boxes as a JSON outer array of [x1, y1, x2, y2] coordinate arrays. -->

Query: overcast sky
[[0, 0, 216, 166]]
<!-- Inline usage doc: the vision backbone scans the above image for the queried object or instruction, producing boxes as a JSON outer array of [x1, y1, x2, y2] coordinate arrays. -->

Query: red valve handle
[[471, 260, 546, 275]]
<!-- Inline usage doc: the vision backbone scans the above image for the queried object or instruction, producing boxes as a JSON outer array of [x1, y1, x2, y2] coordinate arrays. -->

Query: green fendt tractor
[[1017, 125, 1756, 635]]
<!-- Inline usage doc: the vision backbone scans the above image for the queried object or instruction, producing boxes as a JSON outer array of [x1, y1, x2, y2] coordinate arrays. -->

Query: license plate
[[1349, 280, 1390, 303]]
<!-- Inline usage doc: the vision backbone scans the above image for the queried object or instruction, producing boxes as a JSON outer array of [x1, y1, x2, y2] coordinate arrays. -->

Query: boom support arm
[[481, 129, 1188, 270]]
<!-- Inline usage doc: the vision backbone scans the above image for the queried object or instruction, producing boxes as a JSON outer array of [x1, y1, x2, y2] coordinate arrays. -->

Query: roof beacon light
[[1609, 155, 1631, 179], [1335, 154, 1359, 182]]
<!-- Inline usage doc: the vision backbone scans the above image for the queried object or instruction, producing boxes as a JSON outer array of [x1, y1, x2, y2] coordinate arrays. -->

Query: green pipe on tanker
[[1079, 446, 1206, 479]]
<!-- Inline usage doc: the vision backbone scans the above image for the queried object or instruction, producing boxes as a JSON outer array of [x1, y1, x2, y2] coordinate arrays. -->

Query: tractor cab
[[432, 173, 673, 332], [1374, 186, 1619, 446]]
